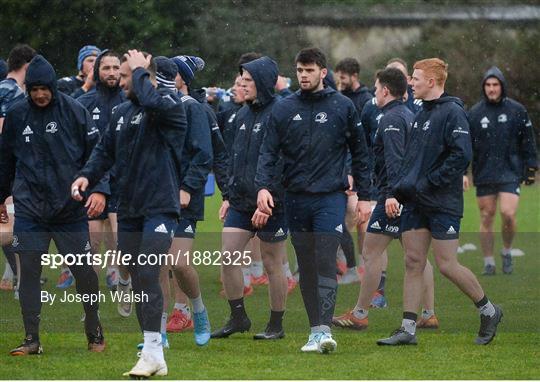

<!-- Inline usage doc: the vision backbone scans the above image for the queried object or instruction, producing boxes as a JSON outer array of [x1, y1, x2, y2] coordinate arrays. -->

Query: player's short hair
[[335, 57, 360, 76], [295, 47, 327, 69], [413, 58, 448, 86], [375, 67, 408, 98], [7, 44, 36, 72], [386, 57, 408, 72], [237, 52, 262, 73]]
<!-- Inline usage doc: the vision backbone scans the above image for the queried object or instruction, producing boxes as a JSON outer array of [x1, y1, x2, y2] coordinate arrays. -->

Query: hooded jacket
[[190, 88, 229, 199], [342, 85, 372, 116], [468, 66, 537, 185], [372, 99, 414, 202], [78, 67, 187, 220], [78, 51, 126, 134], [176, 90, 213, 221], [0, 55, 108, 223], [77, 51, 126, 198], [394, 94, 472, 217], [255, 85, 371, 201], [228, 56, 284, 212]]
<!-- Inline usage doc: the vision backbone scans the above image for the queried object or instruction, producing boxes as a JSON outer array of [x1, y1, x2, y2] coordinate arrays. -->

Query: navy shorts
[[366, 203, 401, 238], [476, 182, 521, 197], [224, 207, 288, 243], [401, 205, 461, 240], [174, 218, 197, 239]]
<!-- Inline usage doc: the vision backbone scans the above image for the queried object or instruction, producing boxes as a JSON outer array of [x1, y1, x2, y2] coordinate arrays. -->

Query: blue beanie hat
[[172, 55, 205, 85], [154, 56, 178, 90], [77, 45, 101, 71]]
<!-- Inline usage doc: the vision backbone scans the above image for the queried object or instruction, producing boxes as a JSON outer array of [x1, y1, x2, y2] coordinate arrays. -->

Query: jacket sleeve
[[81, 107, 110, 195], [78, 112, 117, 189], [255, 110, 281, 193], [181, 104, 213, 195], [381, 115, 407, 199], [517, 108, 538, 171], [347, 105, 371, 201], [0, 114, 16, 203], [426, 107, 472, 187], [132, 68, 179, 114], [209, 114, 230, 199]]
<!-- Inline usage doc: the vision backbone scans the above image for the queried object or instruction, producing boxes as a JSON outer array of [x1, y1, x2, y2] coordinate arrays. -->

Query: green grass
[[0, 185, 539, 379]]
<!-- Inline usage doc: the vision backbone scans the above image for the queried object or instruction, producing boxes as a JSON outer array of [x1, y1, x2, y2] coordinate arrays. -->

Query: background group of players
[[0, 42, 536, 377]]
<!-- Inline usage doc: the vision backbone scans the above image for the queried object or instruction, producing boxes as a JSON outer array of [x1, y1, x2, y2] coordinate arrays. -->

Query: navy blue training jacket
[[394, 94, 472, 217], [77, 51, 126, 199], [372, 99, 414, 202], [78, 67, 187, 220], [468, 66, 537, 185], [255, 86, 371, 200], [177, 91, 213, 221], [191, 88, 229, 199], [217, 102, 242, 156], [0, 55, 108, 223], [227, 56, 284, 213]]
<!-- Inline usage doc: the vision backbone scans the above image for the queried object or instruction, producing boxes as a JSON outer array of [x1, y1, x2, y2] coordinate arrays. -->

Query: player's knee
[[480, 208, 496, 225], [404, 253, 425, 274], [500, 210, 516, 225]]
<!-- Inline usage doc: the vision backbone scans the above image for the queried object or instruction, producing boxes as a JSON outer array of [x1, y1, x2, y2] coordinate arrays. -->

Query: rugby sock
[[143, 331, 164, 361], [119, 275, 131, 286], [2, 263, 14, 280], [269, 310, 284, 330], [352, 308, 368, 320], [174, 303, 191, 318], [160, 312, 167, 334], [484, 256, 496, 267], [228, 297, 247, 320], [190, 294, 205, 314], [283, 262, 293, 279], [26, 333, 39, 343], [422, 309, 435, 319], [402, 312, 417, 335], [241, 267, 251, 287], [501, 247, 512, 256], [475, 295, 496, 317], [377, 271, 387, 294], [319, 325, 331, 334], [250, 261, 264, 278]]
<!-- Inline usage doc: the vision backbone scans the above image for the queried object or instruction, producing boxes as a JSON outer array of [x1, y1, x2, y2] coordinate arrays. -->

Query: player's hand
[[463, 175, 470, 191], [251, 208, 270, 229], [356, 200, 371, 224], [71, 177, 89, 201], [219, 200, 230, 222], [0, 204, 8, 224], [385, 198, 400, 218], [86, 193, 105, 218], [523, 167, 536, 185], [81, 68, 95, 92], [180, 190, 191, 208], [257, 189, 274, 216], [124, 50, 151, 71], [346, 175, 355, 196]]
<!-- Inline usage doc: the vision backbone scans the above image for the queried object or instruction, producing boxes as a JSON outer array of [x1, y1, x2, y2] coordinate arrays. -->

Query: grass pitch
[[0, 185, 538, 379]]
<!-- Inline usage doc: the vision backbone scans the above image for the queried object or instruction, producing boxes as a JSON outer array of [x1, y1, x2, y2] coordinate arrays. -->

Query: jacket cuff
[[180, 184, 197, 195]]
